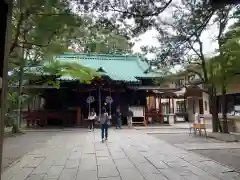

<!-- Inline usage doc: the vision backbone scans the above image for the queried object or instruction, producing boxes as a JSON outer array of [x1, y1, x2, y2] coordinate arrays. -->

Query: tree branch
[[187, 41, 202, 59], [158, 8, 215, 63], [107, 0, 173, 18], [30, 12, 73, 16], [231, 72, 240, 76], [9, 11, 27, 54], [19, 29, 58, 49], [19, 41, 49, 48]]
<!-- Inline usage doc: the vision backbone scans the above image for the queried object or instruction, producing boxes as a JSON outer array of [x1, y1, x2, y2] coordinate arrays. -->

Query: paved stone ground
[[2, 129, 240, 180], [152, 133, 240, 172], [2, 131, 59, 171]]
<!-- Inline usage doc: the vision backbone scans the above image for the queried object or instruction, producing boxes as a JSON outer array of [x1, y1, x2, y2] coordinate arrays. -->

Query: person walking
[[100, 108, 110, 142], [88, 108, 96, 131], [127, 106, 133, 128], [116, 106, 122, 129]]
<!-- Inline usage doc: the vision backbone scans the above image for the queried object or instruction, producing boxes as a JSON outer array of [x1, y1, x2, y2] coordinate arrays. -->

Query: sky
[[132, 26, 218, 57]]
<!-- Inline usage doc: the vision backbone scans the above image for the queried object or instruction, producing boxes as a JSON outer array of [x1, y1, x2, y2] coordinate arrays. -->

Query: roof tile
[[55, 53, 159, 82]]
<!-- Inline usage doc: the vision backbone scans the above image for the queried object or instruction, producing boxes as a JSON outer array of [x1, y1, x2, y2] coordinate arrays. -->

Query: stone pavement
[[2, 131, 59, 171], [2, 129, 240, 180]]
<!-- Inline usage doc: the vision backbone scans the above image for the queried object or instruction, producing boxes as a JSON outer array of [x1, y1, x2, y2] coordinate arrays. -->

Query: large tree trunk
[[12, 66, 24, 133], [221, 84, 228, 133], [214, 87, 222, 133], [12, 49, 25, 133], [209, 86, 221, 132]]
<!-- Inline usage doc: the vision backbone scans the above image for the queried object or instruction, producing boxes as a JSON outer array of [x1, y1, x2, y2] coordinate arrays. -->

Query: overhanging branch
[[107, 0, 173, 18]]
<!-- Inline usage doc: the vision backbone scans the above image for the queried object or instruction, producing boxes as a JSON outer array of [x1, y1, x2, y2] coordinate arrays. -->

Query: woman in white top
[[88, 108, 96, 131], [194, 112, 200, 124]]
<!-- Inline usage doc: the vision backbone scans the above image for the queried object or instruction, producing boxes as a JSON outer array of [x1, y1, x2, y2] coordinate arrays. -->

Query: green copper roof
[[55, 53, 160, 82]]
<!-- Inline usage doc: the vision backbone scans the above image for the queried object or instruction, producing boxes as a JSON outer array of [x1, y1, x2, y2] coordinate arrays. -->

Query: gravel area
[[151, 133, 221, 144], [151, 133, 240, 172], [193, 148, 240, 172]]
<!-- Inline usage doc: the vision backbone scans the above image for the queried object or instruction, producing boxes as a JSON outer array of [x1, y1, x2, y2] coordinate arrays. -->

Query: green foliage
[[76, 0, 172, 36], [8, 0, 80, 129], [6, 91, 31, 127], [10, 0, 81, 66], [68, 17, 133, 54], [44, 60, 101, 84], [208, 16, 240, 86], [6, 0, 132, 130]]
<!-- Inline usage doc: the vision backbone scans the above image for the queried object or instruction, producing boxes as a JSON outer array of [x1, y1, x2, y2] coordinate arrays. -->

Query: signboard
[[163, 116, 168, 122], [234, 105, 240, 111], [129, 106, 144, 117], [176, 116, 185, 122], [105, 96, 113, 104], [86, 96, 95, 104]]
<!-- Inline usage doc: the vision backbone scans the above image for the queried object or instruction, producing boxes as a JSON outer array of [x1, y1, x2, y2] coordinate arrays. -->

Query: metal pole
[[1, 0, 13, 175]]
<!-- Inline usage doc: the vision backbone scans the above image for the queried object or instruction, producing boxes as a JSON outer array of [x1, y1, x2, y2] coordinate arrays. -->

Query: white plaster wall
[[186, 97, 201, 122], [156, 97, 159, 109], [160, 98, 185, 114], [161, 98, 169, 103]]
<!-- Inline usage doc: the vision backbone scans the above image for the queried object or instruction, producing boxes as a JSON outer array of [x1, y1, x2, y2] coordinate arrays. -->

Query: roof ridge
[[62, 52, 138, 58]]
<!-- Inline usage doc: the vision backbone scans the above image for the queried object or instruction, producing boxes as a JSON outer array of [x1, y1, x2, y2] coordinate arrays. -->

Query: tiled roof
[[55, 53, 161, 82]]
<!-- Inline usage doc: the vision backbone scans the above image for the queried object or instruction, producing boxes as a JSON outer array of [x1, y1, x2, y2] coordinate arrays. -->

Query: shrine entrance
[[86, 88, 114, 119]]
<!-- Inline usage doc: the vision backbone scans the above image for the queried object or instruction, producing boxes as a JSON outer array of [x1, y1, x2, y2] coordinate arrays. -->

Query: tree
[[68, 17, 133, 53], [9, 0, 82, 133], [75, 0, 230, 37], [8, 0, 133, 133], [145, 1, 240, 133], [208, 5, 234, 133], [206, 8, 240, 133], [140, 1, 222, 132]]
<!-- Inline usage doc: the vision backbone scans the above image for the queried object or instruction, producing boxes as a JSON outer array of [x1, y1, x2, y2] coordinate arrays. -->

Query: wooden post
[[168, 98, 171, 113], [172, 98, 174, 114], [0, 0, 13, 175], [143, 107, 147, 126], [168, 98, 171, 123], [159, 96, 163, 124], [76, 107, 81, 127]]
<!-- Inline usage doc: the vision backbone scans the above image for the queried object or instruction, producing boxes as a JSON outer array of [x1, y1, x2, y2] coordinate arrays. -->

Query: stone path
[[2, 131, 59, 171], [2, 129, 240, 180]]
